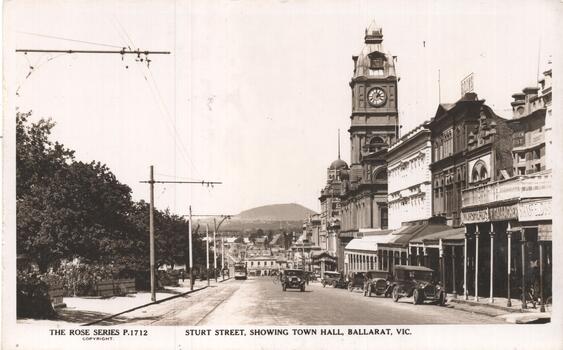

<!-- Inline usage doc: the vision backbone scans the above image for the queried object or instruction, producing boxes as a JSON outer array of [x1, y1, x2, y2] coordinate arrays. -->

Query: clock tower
[[349, 22, 399, 182]]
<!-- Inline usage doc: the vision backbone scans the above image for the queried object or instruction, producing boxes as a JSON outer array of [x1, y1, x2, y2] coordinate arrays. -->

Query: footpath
[[447, 295, 552, 324], [18, 278, 231, 326]]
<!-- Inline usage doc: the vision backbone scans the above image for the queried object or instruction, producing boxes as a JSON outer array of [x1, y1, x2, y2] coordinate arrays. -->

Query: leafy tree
[[16, 111, 205, 278]]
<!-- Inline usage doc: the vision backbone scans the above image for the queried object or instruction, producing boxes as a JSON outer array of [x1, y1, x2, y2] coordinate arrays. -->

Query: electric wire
[[16, 52, 69, 96], [17, 31, 123, 48], [112, 18, 203, 180]]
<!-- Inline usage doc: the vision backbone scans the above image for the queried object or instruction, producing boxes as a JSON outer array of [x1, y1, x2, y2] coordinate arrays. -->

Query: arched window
[[471, 160, 489, 183], [370, 136, 385, 145], [480, 166, 488, 179]]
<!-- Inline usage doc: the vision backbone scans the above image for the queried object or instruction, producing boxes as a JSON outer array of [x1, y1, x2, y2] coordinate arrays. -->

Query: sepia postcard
[[2, 0, 562, 349]]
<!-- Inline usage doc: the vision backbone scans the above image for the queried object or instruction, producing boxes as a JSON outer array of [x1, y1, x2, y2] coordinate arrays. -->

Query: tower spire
[[338, 129, 341, 159]]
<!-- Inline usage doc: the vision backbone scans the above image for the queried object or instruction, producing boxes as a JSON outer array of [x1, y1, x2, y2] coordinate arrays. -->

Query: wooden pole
[[214, 219, 217, 282], [149, 166, 156, 302], [189, 206, 193, 291], [206, 224, 210, 287]]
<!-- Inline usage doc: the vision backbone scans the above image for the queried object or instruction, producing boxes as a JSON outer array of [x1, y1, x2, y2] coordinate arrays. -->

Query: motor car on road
[[363, 270, 393, 297], [390, 265, 446, 305], [347, 271, 367, 292], [281, 269, 307, 292], [321, 271, 346, 288]]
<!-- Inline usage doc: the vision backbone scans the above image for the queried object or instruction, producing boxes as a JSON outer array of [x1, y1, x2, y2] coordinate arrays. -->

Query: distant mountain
[[237, 203, 317, 221]]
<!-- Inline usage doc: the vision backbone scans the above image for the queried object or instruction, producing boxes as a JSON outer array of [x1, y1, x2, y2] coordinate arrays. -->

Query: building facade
[[319, 155, 347, 256], [428, 93, 513, 228], [387, 125, 433, 229], [460, 73, 552, 306]]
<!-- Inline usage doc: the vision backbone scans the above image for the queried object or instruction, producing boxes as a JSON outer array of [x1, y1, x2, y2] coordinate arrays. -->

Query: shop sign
[[461, 208, 489, 224], [489, 204, 518, 221], [518, 199, 551, 221]]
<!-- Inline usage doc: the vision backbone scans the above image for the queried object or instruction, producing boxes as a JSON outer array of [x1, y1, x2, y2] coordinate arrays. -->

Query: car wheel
[[413, 289, 420, 305], [332, 281, 337, 288], [392, 286, 399, 302], [438, 291, 446, 306]]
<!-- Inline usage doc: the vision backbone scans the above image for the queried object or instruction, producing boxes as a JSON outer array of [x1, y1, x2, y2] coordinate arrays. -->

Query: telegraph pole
[[221, 236, 225, 281], [149, 166, 156, 302], [206, 224, 210, 287], [213, 218, 218, 282], [141, 172, 221, 292], [188, 206, 193, 290]]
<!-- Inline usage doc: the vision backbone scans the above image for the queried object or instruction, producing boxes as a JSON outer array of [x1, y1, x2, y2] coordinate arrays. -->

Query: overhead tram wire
[[111, 19, 203, 180], [16, 31, 124, 48]]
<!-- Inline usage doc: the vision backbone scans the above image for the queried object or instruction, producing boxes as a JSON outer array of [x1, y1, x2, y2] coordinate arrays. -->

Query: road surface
[[113, 277, 502, 326]]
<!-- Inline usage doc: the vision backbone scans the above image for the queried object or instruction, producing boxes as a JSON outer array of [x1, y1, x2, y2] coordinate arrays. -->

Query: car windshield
[[285, 270, 304, 277], [367, 271, 388, 279], [405, 270, 433, 281]]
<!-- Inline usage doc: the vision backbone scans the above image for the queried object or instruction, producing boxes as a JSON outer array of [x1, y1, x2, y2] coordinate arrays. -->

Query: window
[[369, 68, 384, 76], [480, 167, 488, 180], [380, 207, 388, 229], [518, 167, 526, 175], [535, 163, 541, 172], [533, 149, 541, 160]]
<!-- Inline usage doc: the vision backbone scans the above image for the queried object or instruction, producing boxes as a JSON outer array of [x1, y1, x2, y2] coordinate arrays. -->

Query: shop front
[[461, 174, 552, 309]]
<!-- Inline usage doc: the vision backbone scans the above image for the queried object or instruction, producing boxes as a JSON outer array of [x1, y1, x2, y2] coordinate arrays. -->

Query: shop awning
[[379, 221, 455, 246], [345, 233, 396, 252], [410, 227, 466, 245]]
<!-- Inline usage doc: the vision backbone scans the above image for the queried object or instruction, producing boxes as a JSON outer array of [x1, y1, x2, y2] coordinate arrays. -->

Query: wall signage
[[489, 204, 519, 221], [461, 208, 489, 224], [518, 199, 551, 221], [461, 73, 474, 96]]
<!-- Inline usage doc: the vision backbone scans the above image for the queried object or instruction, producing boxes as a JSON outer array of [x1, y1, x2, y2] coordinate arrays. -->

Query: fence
[[95, 279, 136, 297]]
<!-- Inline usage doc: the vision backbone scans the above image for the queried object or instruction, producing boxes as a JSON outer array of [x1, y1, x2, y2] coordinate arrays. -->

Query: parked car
[[363, 270, 393, 297], [281, 269, 307, 292], [390, 265, 446, 305], [321, 271, 346, 288], [347, 271, 367, 292]]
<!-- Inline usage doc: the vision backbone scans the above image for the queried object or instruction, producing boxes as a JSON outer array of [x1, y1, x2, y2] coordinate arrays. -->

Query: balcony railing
[[461, 170, 551, 207]]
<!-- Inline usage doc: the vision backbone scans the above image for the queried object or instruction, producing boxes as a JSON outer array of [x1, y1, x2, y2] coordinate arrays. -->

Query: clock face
[[368, 87, 387, 107]]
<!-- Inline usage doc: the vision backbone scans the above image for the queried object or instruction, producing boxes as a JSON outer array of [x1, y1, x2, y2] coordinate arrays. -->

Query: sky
[[5, 0, 559, 217]]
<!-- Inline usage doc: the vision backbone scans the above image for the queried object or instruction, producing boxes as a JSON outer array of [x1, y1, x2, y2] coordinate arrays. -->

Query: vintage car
[[321, 271, 346, 288], [281, 269, 307, 292], [347, 271, 367, 292], [390, 265, 446, 305], [363, 270, 393, 297]]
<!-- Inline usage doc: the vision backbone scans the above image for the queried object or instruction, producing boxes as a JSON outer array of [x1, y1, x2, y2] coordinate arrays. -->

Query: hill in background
[[237, 203, 316, 221]]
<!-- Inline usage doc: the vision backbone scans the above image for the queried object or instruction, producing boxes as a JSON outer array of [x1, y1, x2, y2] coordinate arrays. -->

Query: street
[[109, 277, 503, 326]]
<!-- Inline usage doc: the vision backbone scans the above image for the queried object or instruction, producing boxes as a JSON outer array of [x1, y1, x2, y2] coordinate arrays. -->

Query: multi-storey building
[[387, 124, 432, 229], [318, 152, 347, 255], [460, 71, 552, 305], [302, 213, 322, 246], [428, 92, 513, 228], [508, 69, 552, 175]]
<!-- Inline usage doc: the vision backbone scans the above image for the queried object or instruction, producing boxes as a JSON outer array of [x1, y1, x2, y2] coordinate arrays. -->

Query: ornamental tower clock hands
[[368, 87, 387, 107]]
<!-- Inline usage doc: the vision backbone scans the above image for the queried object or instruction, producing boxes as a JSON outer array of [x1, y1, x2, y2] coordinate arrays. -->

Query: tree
[[17, 112, 133, 271], [16, 111, 207, 276]]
